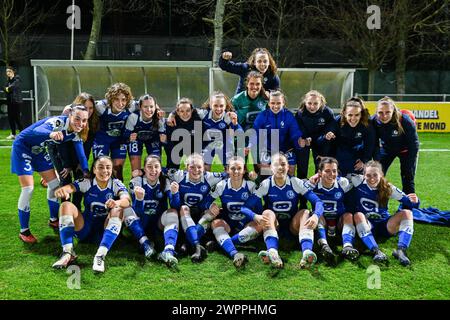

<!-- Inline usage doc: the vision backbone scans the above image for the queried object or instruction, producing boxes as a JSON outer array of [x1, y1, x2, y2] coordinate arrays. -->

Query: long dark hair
[[89, 155, 117, 180], [339, 97, 369, 128], [143, 154, 167, 193], [139, 94, 160, 130]]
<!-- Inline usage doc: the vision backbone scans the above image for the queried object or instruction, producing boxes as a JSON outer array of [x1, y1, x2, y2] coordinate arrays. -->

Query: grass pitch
[[0, 131, 449, 300]]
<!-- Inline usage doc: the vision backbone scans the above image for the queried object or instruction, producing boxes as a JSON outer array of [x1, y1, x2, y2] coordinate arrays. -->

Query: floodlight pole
[[71, 0, 75, 60]]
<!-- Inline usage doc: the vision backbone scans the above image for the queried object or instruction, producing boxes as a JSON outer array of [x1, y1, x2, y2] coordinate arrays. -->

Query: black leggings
[[380, 151, 418, 194], [7, 102, 23, 135]]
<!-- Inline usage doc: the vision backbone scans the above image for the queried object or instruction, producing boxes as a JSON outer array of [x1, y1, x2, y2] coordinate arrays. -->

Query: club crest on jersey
[[286, 190, 295, 199], [355, 132, 362, 138], [318, 118, 325, 125], [392, 130, 399, 137], [334, 192, 343, 200], [201, 185, 208, 193], [105, 193, 113, 200], [241, 192, 249, 201], [280, 121, 285, 128], [219, 122, 226, 129]]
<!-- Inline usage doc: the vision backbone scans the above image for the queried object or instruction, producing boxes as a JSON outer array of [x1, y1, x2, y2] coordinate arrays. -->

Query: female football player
[[219, 48, 280, 95], [205, 156, 262, 268], [166, 153, 227, 263], [11, 105, 89, 243], [52, 156, 130, 273], [92, 82, 136, 181], [129, 155, 180, 268], [351, 160, 418, 266], [372, 96, 419, 194], [242, 153, 324, 269], [333, 97, 375, 175], [308, 157, 359, 263], [123, 94, 165, 172]]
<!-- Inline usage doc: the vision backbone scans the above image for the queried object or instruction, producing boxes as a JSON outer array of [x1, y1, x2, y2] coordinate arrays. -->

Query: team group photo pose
[[2, 1, 449, 302]]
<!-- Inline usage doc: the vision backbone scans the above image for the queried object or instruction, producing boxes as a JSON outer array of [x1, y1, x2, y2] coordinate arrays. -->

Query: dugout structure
[[31, 60, 354, 120]]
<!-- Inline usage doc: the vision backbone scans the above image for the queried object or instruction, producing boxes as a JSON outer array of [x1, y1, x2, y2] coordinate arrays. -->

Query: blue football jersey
[[129, 176, 170, 217], [167, 169, 226, 209], [15, 116, 83, 151], [349, 174, 418, 221], [207, 178, 256, 223], [123, 111, 165, 142], [95, 99, 137, 138], [73, 177, 129, 220], [311, 177, 352, 218], [199, 109, 242, 150], [254, 176, 313, 221]]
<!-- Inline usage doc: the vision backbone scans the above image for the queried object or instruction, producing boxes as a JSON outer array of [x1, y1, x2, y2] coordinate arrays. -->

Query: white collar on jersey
[[208, 109, 225, 122], [93, 177, 113, 190], [227, 178, 246, 191], [185, 172, 205, 185], [318, 179, 339, 190], [271, 175, 290, 189], [362, 179, 378, 191], [143, 176, 159, 188]]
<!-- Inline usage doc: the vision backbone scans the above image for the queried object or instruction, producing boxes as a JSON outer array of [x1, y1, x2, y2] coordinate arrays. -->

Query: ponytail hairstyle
[[247, 48, 278, 75], [299, 90, 326, 112], [143, 154, 166, 193], [364, 160, 392, 207], [377, 96, 405, 135], [317, 156, 339, 172], [339, 97, 370, 128], [202, 91, 235, 112], [139, 94, 160, 130], [90, 155, 116, 180], [268, 89, 287, 108]]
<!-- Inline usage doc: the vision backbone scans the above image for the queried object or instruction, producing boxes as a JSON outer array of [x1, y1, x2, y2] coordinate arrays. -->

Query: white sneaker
[[92, 255, 105, 273], [158, 250, 178, 268], [6, 134, 15, 140], [52, 250, 77, 269]]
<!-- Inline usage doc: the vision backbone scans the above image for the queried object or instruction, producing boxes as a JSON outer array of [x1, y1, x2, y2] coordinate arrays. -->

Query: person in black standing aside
[[371, 96, 419, 194], [4, 66, 24, 140]]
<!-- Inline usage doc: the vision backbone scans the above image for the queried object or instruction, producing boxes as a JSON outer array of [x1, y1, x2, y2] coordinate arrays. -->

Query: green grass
[[0, 131, 449, 300]]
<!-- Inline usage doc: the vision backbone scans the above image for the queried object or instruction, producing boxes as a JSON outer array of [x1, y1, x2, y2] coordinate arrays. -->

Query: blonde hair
[[202, 91, 234, 112], [269, 90, 287, 107], [185, 153, 204, 168], [299, 90, 326, 112], [73, 92, 97, 142]]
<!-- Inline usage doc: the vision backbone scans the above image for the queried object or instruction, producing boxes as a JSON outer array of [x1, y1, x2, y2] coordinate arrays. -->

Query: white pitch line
[[420, 149, 450, 152]]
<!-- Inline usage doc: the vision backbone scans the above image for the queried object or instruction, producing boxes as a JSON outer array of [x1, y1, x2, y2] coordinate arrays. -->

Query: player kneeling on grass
[[242, 153, 325, 269], [349, 160, 419, 266], [52, 156, 131, 273], [204, 156, 262, 268], [308, 157, 359, 263], [129, 155, 179, 268]]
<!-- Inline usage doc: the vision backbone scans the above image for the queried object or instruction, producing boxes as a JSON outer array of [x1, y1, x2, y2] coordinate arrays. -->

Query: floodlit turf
[[0, 130, 449, 300]]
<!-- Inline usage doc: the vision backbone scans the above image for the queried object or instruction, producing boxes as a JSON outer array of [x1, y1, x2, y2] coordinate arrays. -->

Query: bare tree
[[309, 0, 400, 95], [83, 0, 164, 60], [0, 0, 58, 65], [393, 0, 450, 97]]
